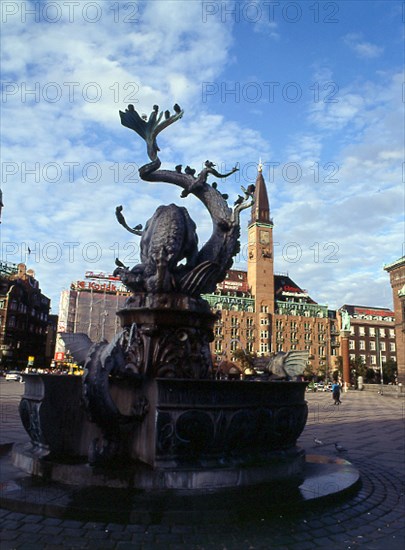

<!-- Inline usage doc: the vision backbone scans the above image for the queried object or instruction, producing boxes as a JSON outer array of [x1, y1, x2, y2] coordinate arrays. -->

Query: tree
[[304, 362, 316, 380], [365, 368, 376, 383], [231, 348, 256, 370], [350, 356, 367, 378], [383, 359, 397, 384]]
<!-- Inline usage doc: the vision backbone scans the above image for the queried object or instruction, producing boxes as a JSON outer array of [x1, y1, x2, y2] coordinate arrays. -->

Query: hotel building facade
[[202, 167, 340, 376]]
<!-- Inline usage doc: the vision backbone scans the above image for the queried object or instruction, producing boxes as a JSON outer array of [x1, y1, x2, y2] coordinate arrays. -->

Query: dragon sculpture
[[252, 351, 309, 380], [81, 104, 256, 465], [113, 103, 255, 295]]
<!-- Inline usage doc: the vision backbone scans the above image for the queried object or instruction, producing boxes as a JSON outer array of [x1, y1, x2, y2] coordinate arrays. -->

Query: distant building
[[45, 313, 58, 365], [56, 276, 131, 356], [0, 263, 51, 370], [384, 256, 405, 382], [341, 304, 396, 371], [203, 165, 339, 377]]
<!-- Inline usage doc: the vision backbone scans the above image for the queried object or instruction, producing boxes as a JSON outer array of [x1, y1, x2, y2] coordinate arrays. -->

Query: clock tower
[[247, 162, 275, 318]]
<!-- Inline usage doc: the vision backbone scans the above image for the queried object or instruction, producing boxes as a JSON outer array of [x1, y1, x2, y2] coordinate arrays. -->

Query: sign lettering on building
[[72, 281, 119, 293]]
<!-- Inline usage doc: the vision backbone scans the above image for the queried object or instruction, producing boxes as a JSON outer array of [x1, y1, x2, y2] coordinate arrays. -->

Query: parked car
[[5, 371, 23, 382]]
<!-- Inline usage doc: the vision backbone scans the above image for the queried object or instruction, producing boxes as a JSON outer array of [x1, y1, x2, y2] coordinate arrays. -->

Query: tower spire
[[250, 161, 270, 224]]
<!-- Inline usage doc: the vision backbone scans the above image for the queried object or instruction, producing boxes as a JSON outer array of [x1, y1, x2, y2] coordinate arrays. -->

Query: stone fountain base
[[13, 375, 308, 491], [13, 444, 305, 491]]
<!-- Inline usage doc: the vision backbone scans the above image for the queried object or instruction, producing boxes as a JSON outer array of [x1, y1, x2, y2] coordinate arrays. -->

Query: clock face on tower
[[260, 230, 270, 245]]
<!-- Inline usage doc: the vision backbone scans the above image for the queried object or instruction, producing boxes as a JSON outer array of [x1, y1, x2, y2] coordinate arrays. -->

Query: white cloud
[[343, 33, 384, 59], [0, 1, 402, 316]]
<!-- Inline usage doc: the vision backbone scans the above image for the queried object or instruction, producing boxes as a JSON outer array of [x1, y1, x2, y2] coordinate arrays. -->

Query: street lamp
[[376, 330, 383, 395]]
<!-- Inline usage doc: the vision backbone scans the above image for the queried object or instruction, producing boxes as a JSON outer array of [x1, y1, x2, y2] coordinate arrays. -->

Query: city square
[[1, 1, 404, 549], [1, 380, 404, 549]]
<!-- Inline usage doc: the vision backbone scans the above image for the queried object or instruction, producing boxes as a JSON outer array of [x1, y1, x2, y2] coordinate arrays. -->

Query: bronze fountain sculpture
[[14, 104, 310, 491]]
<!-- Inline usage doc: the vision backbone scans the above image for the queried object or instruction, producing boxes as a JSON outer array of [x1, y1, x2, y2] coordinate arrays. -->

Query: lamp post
[[375, 330, 383, 395]]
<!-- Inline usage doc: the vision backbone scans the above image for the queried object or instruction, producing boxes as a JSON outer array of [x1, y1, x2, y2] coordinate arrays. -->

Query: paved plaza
[[0, 380, 404, 549]]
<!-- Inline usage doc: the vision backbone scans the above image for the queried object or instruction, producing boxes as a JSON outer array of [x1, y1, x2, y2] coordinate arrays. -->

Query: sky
[[0, 0, 404, 314]]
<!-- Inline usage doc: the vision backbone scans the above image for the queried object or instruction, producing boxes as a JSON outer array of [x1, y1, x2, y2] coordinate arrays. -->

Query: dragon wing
[[59, 332, 94, 365], [179, 261, 221, 295], [283, 350, 309, 378]]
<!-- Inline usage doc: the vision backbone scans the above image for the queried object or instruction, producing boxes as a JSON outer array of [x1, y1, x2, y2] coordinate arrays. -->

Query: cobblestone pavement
[[1, 380, 404, 549]]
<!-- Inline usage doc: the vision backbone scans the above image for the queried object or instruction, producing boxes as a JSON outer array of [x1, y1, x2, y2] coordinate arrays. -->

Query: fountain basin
[[14, 375, 308, 490]]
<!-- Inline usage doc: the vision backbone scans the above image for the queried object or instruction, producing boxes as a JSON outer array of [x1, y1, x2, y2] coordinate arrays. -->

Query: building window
[[380, 342, 386, 352], [369, 327, 375, 337], [359, 327, 365, 336], [260, 305, 268, 313], [215, 341, 222, 352], [231, 328, 238, 338], [349, 340, 355, 350], [260, 318, 269, 325], [359, 340, 365, 350], [215, 327, 222, 336], [260, 343, 269, 353], [260, 330, 269, 339], [349, 354, 355, 361], [370, 341, 376, 351], [247, 342, 253, 352], [230, 340, 237, 351], [247, 318, 254, 327], [370, 355, 377, 365], [389, 329, 395, 338], [290, 321, 297, 330], [277, 344, 283, 352], [276, 320, 283, 330], [379, 328, 385, 338], [360, 354, 366, 362], [318, 346, 325, 356], [390, 342, 396, 352]]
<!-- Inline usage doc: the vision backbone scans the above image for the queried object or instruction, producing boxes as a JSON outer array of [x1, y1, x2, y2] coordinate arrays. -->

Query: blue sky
[[1, 0, 403, 313]]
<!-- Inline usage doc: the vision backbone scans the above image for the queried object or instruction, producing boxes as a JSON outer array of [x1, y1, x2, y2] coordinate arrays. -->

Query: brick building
[[203, 165, 339, 377], [384, 256, 405, 382], [341, 304, 396, 371], [0, 263, 52, 370]]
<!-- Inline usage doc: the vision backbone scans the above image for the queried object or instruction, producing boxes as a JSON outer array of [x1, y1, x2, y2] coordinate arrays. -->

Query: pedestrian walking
[[332, 379, 342, 405]]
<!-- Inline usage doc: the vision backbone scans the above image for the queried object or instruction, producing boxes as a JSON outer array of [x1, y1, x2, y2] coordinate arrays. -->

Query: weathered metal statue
[[82, 104, 255, 463], [16, 104, 310, 490], [114, 103, 254, 295]]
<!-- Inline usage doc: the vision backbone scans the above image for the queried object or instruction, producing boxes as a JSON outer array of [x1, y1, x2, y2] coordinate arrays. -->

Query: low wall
[[361, 383, 403, 395]]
